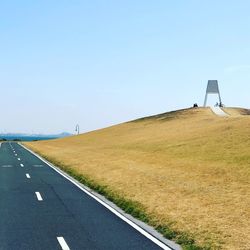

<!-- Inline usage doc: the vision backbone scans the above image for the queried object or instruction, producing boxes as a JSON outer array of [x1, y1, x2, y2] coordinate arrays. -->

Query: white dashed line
[[57, 237, 70, 250], [20, 164, 24, 167], [1, 165, 13, 168], [15, 154, 17, 156], [35, 192, 43, 201], [26, 173, 31, 179], [17, 158, 21, 161], [33, 165, 43, 168]]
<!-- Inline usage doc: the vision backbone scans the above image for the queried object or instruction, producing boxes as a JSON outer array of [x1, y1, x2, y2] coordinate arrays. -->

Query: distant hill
[[0, 132, 72, 141]]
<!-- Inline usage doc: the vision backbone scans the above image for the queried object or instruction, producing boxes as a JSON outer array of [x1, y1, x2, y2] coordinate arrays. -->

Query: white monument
[[203, 80, 222, 107]]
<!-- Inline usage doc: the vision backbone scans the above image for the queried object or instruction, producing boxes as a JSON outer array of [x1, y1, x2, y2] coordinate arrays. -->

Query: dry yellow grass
[[25, 107, 250, 249], [223, 107, 250, 117]]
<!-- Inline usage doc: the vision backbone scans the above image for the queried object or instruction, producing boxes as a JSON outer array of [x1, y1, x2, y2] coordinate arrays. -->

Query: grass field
[[25, 107, 250, 249]]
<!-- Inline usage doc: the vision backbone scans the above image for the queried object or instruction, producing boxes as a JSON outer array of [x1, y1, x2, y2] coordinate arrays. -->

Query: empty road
[[0, 142, 172, 250]]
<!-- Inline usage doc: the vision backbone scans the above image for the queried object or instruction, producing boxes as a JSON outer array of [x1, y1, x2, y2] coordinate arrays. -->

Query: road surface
[[0, 142, 173, 250]]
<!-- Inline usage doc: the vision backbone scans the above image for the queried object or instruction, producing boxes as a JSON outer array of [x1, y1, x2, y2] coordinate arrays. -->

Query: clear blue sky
[[1, 1, 250, 134]]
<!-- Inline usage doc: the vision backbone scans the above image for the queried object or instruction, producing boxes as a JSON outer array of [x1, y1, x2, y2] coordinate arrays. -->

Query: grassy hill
[[25, 107, 250, 250]]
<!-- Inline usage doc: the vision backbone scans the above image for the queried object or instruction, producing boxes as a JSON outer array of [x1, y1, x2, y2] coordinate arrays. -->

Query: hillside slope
[[25, 107, 250, 249]]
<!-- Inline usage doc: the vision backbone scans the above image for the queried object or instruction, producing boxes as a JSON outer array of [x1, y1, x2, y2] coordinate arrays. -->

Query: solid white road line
[[57, 237, 70, 250], [26, 174, 31, 179], [35, 192, 43, 201], [21, 144, 173, 250], [20, 164, 24, 167], [17, 158, 21, 161]]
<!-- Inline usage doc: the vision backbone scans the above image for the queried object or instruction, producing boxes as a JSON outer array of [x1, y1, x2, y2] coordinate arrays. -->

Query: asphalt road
[[0, 142, 167, 250]]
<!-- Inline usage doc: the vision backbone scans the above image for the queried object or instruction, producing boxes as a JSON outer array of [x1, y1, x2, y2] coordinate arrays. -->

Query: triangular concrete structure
[[204, 80, 222, 107]]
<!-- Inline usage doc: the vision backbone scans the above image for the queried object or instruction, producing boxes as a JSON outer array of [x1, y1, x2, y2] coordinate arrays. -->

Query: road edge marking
[[20, 143, 179, 250]]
